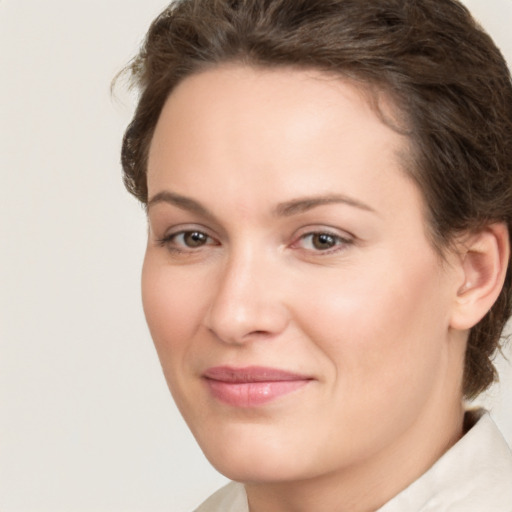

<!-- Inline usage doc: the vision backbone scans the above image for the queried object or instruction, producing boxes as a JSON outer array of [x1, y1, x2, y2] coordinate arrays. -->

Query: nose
[[204, 248, 290, 345]]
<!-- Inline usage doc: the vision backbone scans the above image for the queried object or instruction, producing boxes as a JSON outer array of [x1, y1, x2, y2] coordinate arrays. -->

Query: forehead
[[147, 64, 421, 224]]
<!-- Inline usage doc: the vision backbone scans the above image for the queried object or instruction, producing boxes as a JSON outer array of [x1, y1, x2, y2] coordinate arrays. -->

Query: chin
[[208, 452, 307, 484], [193, 422, 323, 484]]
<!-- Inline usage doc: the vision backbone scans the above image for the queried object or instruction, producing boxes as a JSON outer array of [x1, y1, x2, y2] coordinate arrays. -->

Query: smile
[[202, 366, 313, 407]]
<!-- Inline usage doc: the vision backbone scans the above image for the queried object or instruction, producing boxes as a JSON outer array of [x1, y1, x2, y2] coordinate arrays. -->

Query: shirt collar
[[377, 409, 512, 511]]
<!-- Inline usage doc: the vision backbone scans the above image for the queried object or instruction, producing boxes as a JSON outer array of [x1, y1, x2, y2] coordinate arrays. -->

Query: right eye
[[174, 231, 210, 248], [157, 230, 218, 252]]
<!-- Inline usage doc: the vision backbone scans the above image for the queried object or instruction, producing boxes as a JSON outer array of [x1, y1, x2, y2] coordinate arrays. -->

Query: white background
[[1, 1, 511, 511]]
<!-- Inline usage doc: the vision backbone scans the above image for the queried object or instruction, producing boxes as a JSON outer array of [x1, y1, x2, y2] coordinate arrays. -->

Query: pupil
[[185, 232, 206, 247], [313, 233, 335, 250]]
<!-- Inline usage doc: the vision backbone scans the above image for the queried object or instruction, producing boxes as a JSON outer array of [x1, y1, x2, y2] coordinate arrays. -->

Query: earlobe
[[450, 223, 510, 331]]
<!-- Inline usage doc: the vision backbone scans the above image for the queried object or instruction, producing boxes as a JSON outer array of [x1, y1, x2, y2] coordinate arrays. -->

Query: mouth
[[202, 366, 313, 407]]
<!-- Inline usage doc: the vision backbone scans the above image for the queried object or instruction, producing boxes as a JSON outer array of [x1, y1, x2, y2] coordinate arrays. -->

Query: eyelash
[[292, 231, 353, 255], [156, 230, 218, 253], [156, 229, 354, 256]]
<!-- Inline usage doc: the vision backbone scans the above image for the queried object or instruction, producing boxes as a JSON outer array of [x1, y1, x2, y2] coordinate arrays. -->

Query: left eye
[[298, 232, 349, 251]]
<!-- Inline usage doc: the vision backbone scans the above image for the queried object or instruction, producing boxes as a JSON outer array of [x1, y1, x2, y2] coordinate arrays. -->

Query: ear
[[450, 223, 510, 331]]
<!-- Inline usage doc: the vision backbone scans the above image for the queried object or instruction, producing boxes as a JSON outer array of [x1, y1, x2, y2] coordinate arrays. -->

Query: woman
[[120, 0, 512, 510]]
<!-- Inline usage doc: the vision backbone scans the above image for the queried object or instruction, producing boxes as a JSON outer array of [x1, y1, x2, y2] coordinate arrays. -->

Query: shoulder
[[379, 409, 512, 511], [194, 482, 248, 512]]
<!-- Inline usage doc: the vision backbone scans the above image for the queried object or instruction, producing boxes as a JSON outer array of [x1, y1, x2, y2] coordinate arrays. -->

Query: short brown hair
[[120, 0, 512, 398]]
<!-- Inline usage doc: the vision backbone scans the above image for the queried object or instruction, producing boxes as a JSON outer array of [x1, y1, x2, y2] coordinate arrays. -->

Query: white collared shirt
[[195, 410, 512, 511]]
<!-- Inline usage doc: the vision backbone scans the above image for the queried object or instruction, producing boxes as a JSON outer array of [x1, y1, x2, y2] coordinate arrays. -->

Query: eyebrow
[[273, 194, 376, 217], [147, 191, 376, 218], [147, 191, 214, 218]]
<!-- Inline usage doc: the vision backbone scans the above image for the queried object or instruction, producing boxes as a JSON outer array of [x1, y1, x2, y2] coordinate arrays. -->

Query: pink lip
[[202, 366, 313, 407]]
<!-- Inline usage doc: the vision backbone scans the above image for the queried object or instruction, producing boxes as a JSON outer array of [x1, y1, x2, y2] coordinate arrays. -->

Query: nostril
[[239, 329, 279, 343]]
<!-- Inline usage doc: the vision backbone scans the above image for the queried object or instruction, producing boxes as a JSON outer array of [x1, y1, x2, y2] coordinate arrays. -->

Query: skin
[[143, 65, 472, 512]]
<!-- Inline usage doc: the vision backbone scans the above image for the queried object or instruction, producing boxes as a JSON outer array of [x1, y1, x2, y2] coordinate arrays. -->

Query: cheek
[[294, 252, 450, 395], [140, 252, 219, 425], [141, 253, 204, 366], [285, 255, 452, 461]]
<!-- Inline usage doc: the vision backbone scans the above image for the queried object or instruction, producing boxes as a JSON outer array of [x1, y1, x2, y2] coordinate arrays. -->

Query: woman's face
[[143, 66, 464, 483]]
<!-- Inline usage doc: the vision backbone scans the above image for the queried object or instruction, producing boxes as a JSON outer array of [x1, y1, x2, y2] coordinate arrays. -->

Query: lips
[[202, 366, 313, 407]]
